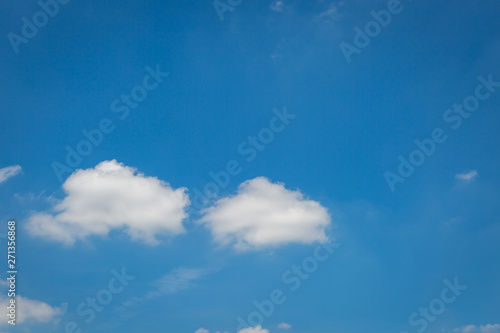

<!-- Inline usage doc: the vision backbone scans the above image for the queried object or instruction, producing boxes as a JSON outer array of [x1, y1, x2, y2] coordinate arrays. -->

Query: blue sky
[[0, 0, 500, 332]]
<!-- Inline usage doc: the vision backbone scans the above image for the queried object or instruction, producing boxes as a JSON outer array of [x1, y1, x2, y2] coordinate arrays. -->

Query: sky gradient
[[0, 0, 499, 333]]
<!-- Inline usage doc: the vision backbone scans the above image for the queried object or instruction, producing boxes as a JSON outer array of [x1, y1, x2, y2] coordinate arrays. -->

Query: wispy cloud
[[14, 190, 59, 206], [0, 275, 9, 288], [314, 1, 344, 22], [0, 165, 21, 184], [122, 267, 208, 308], [271, 40, 285, 61], [455, 170, 478, 182], [101, 267, 208, 331], [270, 0, 284, 12], [454, 324, 500, 333], [195, 328, 229, 333], [278, 323, 292, 329], [144, 267, 207, 300]]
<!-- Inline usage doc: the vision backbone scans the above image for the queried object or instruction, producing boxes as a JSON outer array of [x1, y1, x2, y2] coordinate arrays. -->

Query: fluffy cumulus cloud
[[195, 328, 209, 333], [454, 324, 500, 333], [238, 326, 270, 333], [0, 165, 21, 184], [455, 170, 478, 182], [26, 160, 190, 245], [0, 295, 64, 327], [200, 177, 331, 250]]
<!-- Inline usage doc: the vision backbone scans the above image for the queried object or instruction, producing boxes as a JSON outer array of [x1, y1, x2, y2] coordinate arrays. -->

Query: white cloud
[[0, 165, 21, 184], [195, 328, 209, 333], [455, 170, 478, 182], [26, 160, 190, 245], [239, 326, 270, 333], [0, 295, 64, 327], [270, 0, 284, 12], [314, 2, 343, 22], [200, 177, 331, 250], [454, 324, 500, 333], [122, 267, 207, 308], [0, 278, 8, 288], [145, 268, 206, 300], [278, 323, 291, 329], [271, 39, 285, 61]]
